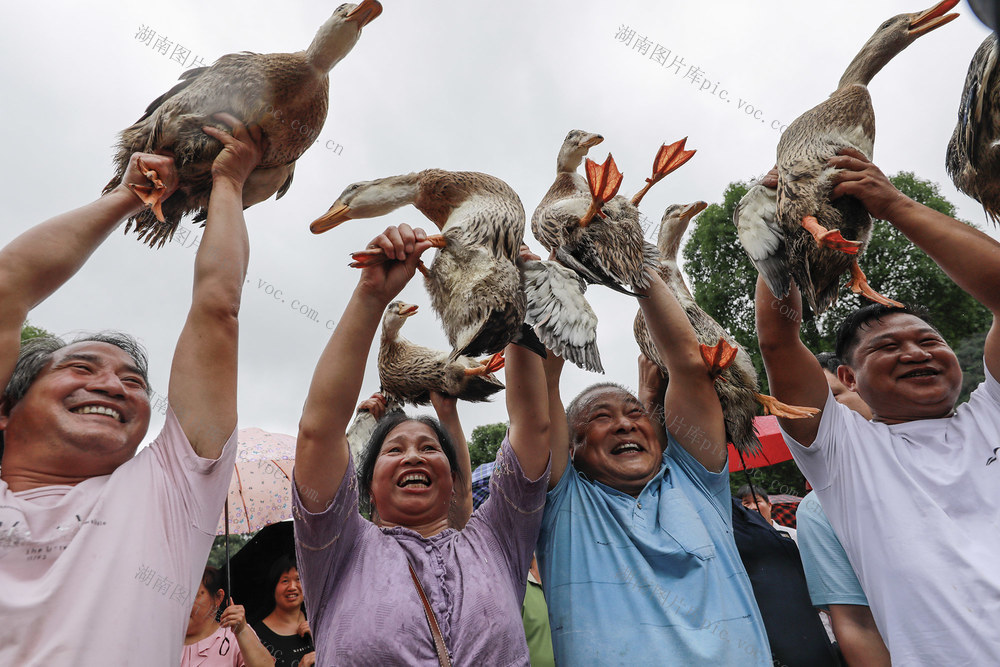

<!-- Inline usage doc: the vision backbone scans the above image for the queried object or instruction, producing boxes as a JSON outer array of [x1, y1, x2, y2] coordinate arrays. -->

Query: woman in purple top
[[293, 225, 551, 665]]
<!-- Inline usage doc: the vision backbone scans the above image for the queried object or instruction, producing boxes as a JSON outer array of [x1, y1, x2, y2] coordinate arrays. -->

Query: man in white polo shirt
[[0, 115, 264, 665], [754, 148, 1000, 665]]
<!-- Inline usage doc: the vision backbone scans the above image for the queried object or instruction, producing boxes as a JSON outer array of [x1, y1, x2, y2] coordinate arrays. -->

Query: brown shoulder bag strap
[[408, 562, 453, 667]]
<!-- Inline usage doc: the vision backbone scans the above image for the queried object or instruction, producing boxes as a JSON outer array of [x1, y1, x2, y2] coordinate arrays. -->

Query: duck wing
[[734, 181, 789, 299], [523, 259, 603, 373]]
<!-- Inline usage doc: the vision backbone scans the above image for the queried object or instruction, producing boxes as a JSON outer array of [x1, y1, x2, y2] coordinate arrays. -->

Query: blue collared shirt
[[537, 436, 771, 666]]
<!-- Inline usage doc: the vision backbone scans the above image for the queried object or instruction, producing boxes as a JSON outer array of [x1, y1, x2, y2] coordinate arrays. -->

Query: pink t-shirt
[[0, 408, 237, 666], [180, 626, 247, 667]]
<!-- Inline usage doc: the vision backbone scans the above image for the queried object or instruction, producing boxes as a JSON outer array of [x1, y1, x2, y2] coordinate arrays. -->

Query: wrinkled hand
[[301, 652, 317, 667], [637, 353, 666, 418], [357, 224, 435, 305], [828, 148, 909, 221], [119, 152, 180, 205], [203, 112, 267, 188], [430, 391, 458, 419], [218, 600, 248, 636], [297, 618, 311, 638], [760, 165, 779, 189], [357, 392, 388, 420]]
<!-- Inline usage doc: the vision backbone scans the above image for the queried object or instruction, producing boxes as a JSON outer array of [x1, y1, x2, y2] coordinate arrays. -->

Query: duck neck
[[556, 145, 586, 174], [363, 175, 421, 217], [307, 17, 359, 71], [838, 32, 908, 88], [656, 222, 685, 263]]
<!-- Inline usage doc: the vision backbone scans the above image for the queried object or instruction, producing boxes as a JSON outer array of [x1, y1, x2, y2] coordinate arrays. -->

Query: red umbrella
[[727, 416, 792, 472]]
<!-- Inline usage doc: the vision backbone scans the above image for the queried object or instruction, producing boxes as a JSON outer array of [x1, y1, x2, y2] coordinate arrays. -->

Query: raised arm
[[830, 148, 1000, 378], [755, 276, 829, 446], [639, 272, 727, 472], [505, 343, 550, 481], [0, 153, 178, 396], [637, 353, 668, 451], [168, 114, 263, 458], [542, 351, 569, 490], [828, 604, 890, 667], [295, 225, 432, 513], [430, 391, 473, 527]]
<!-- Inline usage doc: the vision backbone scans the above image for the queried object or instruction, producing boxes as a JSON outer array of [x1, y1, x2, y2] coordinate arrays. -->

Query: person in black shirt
[[251, 555, 315, 667]]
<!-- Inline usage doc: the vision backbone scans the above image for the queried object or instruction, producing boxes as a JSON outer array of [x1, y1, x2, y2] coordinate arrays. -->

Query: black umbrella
[[969, 0, 1000, 31], [220, 521, 295, 623]]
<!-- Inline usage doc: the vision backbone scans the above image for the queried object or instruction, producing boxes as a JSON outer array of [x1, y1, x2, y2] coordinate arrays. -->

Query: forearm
[[885, 197, 1000, 314], [234, 626, 276, 667], [543, 352, 569, 488], [829, 604, 890, 667], [0, 188, 141, 319], [505, 343, 550, 480], [435, 401, 473, 525], [637, 273, 703, 377], [193, 179, 250, 311]]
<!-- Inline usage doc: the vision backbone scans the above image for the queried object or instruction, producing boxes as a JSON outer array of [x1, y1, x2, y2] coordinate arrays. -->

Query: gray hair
[[0, 332, 150, 458], [565, 382, 638, 448]]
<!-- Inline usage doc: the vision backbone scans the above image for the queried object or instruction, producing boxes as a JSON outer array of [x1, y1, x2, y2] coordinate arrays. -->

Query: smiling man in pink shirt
[[0, 114, 263, 666]]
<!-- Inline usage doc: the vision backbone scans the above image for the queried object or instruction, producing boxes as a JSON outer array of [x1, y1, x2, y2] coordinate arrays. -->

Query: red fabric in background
[[727, 416, 792, 471]]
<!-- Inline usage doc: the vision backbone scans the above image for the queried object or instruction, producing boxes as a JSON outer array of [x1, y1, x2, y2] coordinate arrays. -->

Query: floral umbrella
[[215, 427, 296, 535]]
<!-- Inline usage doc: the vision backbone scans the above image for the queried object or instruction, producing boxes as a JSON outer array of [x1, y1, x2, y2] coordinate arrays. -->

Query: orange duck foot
[[465, 351, 505, 376], [800, 216, 861, 255], [700, 338, 738, 379], [348, 235, 447, 268], [631, 137, 697, 206], [847, 261, 903, 307], [580, 154, 624, 227], [127, 158, 167, 223], [754, 393, 820, 419]]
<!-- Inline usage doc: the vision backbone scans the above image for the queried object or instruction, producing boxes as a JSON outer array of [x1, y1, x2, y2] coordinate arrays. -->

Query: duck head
[[556, 130, 604, 174], [311, 173, 421, 234], [657, 201, 707, 262], [382, 301, 419, 340], [838, 0, 958, 88], [307, 0, 383, 71]]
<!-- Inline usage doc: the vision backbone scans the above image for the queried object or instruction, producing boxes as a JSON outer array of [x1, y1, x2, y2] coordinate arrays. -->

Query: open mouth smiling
[[70, 405, 124, 422], [898, 368, 940, 380], [611, 442, 643, 455], [397, 473, 431, 488]]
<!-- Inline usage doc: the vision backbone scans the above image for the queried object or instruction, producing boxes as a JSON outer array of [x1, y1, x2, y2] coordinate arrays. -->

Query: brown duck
[[105, 1, 382, 247]]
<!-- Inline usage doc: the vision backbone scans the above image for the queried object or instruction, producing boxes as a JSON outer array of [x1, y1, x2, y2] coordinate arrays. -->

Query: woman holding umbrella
[[293, 224, 551, 665]]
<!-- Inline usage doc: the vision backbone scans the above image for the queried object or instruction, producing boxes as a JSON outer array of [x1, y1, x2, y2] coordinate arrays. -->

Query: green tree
[[468, 421, 507, 469], [207, 533, 252, 569], [21, 321, 52, 343], [682, 173, 991, 398]]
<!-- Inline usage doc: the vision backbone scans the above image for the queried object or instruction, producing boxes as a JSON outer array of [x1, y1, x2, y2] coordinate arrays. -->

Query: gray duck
[[758, 0, 957, 313], [947, 33, 1000, 223], [105, 1, 382, 247], [635, 202, 818, 454], [377, 301, 505, 406], [530, 130, 695, 296], [311, 169, 532, 359]]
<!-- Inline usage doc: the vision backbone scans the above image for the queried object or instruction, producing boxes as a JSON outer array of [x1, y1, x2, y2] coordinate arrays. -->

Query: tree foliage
[[21, 322, 52, 343], [468, 421, 507, 469], [682, 172, 992, 399]]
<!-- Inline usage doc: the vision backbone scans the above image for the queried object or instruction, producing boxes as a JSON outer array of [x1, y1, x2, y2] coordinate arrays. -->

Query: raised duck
[[377, 301, 505, 406], [947, 33, 1000, 223], [635, 202, 818, 454], [746, 0, 957, 313], [106, 1, 382, 247], [531, 129, 695, 296], [311, 169, 533, 359]]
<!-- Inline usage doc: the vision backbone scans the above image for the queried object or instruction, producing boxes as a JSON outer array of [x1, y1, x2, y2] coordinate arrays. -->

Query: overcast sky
[[0, 1, 992, 448]]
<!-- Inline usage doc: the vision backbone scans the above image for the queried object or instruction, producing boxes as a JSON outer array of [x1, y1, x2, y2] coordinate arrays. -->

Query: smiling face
[[571, 387, 662, 497], [273, 567, 303, 613], [839, 313, 962, 424], [369, 420, 455, 529]]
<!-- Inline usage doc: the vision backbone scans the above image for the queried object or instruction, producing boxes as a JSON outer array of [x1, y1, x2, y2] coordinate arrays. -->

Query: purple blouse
[[293, 436, 549, 666]]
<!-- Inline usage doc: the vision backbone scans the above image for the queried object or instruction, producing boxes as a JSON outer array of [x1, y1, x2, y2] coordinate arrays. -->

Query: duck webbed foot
[[699, 337, 738, 380], [127, 158, 168, 223], [754, 393, 821, 419], [631, 138, 697, 206], [349, 235, 447, 268], [464, 351, 506, 376], [847, 261, 903, 307], [580, 154, 624, 227], [800, 216, 861, 254]]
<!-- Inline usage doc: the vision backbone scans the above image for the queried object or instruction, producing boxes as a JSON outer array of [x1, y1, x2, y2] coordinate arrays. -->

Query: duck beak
[[908, 0, 959, 37], [681, 201, 708, 222], [582, 133, 604, 149], [347, 0, 383, 28], [310, 204, 353, 234], [400, 304, 419, 317]]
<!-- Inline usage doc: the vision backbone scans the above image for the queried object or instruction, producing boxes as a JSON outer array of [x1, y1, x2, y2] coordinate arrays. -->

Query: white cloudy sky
[[0, 1, 992, 448]]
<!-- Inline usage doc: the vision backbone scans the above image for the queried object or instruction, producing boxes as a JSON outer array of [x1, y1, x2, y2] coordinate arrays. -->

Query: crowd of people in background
[[2, 116, 999, 665]]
